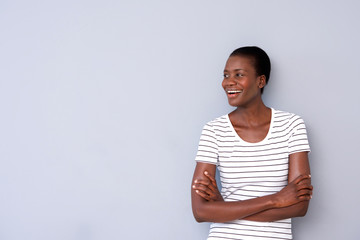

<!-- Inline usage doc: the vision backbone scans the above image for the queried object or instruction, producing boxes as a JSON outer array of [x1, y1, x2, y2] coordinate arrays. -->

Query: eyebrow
[[224, 68, 247, 72]]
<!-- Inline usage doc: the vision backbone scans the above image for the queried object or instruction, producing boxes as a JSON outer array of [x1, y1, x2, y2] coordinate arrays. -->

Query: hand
[[192, 171, 223, 202], [274, 174, 313, 208]]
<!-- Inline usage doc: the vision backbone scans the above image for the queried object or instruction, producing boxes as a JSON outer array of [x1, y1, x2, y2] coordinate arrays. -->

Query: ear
[[258, 75, 266, 89]]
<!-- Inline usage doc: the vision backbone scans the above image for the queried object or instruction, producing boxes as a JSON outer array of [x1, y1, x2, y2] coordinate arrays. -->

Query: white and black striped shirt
[[195, 108, 311, 240]]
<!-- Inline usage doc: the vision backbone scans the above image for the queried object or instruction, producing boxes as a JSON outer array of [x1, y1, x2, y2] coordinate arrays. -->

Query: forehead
[[224, 55, 256, 72]]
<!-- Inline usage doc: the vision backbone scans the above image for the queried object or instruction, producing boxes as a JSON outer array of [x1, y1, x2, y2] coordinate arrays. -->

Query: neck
[[230, 100, 270, 125]]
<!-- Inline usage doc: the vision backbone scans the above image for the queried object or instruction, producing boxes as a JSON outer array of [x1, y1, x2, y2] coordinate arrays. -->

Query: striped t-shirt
[[195, 108, 311, 240]]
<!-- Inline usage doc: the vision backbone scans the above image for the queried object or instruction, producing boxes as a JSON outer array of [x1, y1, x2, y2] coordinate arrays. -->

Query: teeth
[[227, 90, 242, 94]]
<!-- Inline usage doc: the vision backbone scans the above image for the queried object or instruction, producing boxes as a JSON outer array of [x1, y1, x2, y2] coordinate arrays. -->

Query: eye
[[223, 74, 229, 78], [236, 73, 244, 77]]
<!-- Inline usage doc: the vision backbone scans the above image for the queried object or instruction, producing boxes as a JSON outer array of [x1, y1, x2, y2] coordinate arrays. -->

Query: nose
[[223, 76, 236, 86]]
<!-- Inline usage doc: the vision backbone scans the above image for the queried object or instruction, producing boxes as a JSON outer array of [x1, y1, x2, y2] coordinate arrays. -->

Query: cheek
[[243, 78, 256, 89], [221, 80, 226, 89]]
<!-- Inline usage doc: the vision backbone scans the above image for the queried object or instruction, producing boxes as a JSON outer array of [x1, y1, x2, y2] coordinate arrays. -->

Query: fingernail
[[194, 180, 198, 183], [204, 171, 208, 175], [309, 174, 311, 178], [192, 185, 195, 188], [196, 190, 199, 193]]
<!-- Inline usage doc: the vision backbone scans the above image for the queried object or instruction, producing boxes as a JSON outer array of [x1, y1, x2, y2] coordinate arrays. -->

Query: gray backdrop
[[1, 0, 359, 239]]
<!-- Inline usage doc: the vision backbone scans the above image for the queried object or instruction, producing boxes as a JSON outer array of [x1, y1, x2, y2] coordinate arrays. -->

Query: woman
[[191, 46, 312, 240]]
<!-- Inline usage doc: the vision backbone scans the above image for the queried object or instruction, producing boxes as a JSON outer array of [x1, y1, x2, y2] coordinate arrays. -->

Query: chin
[[228, 100, 240, 107]]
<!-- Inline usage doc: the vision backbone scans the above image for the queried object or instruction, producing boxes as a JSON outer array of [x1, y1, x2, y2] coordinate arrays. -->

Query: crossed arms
[[191, 151, 312, 223]]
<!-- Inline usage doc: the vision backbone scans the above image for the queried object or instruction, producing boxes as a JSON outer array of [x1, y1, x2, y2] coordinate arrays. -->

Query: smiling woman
[[191, 46, 312, 240]]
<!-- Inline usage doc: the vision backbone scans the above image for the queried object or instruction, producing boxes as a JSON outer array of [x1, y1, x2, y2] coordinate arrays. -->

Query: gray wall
[[1, 0, 359, 239]]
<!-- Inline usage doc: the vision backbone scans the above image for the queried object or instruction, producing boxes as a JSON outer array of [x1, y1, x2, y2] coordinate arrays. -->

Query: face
[[222, 55, 265, 107]]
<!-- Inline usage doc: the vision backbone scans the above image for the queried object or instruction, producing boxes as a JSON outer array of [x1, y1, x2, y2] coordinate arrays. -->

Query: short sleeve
[[195, 123, 219, 165], [288, 117, 311, 155]]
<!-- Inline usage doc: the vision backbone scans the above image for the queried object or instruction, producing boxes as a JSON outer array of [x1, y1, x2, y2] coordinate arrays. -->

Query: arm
[[193, 152, 312, 222], [191, 161, 311, 223], [244, 151, 312, 221]]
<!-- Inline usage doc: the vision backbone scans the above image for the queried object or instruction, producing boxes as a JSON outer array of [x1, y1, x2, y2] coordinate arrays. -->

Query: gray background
[[0, 0, 359, 239]]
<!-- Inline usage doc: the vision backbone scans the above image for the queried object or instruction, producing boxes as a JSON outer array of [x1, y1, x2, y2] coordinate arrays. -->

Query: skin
[[191, 55, 313, 223]]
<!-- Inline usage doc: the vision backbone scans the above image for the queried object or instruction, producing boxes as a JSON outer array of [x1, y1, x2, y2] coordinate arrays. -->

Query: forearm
[[192, 174, 312, 223], [244, 201, 309, 222], [243, 152, 312, 222], [193, 193, 278, 223], [192, 161, 312, 223]]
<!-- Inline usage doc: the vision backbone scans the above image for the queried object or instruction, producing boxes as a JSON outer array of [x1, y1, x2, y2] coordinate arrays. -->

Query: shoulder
[[273, 109, 305, 123], [205, 115, 228, 127], [200, 115, 230, 135], [272, 109, 308, 132]]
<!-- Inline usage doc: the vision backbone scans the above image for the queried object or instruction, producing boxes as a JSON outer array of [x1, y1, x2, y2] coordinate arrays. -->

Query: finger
[[297, 183, 313, 191], [204, 171, 217, 185], [297, 178, 311, 186], [293, 174, 310, 184], [297, 194, 311, 202], [293, 174, 311, 185], [193, 179, 213, 188], [204, 179, 217, 192], [193, 184, 213, 195], [297, 178, 312, 185], [207, 183, 217, 192], [194, 181, 217, 196], [195, 190, 211, 201], [297, 189, 312, 198], [194, 179, 211, 186], [203, 177, 217, 193]]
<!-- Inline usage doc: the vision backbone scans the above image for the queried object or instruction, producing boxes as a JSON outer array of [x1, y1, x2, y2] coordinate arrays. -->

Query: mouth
[[226, 89, 243, 97]]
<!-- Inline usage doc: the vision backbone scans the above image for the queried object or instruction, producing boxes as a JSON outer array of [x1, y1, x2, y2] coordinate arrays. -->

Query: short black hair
[[230, 46, 271, 94]]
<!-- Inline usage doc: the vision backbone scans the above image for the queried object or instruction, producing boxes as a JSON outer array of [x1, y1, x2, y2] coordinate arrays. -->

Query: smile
[[226, 90, 243, 94]]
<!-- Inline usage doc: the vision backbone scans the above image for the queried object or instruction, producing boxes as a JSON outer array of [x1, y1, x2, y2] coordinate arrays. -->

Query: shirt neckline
[[225, 108, 274, 145]]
